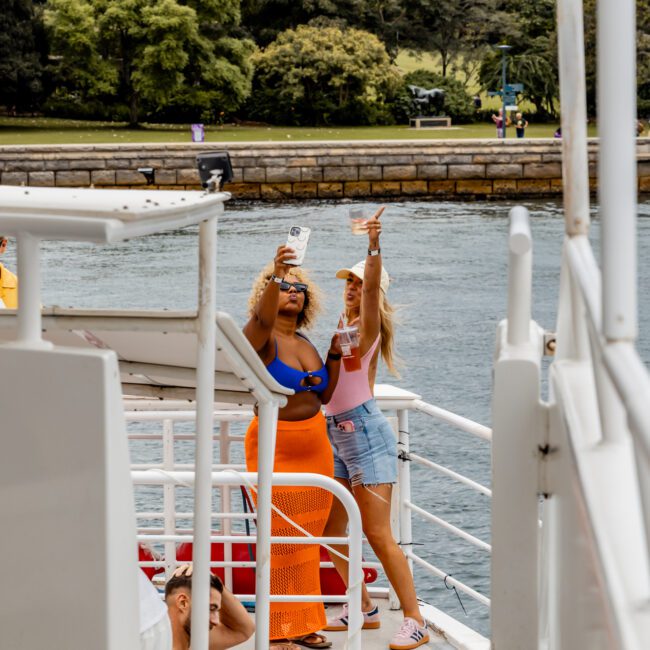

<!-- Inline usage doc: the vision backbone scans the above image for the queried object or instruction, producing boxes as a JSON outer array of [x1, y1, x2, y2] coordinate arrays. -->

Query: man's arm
[[209, 587, 255, 650]]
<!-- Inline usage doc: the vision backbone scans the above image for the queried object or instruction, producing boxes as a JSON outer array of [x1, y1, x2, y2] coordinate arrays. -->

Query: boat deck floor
[[237, 598, 455, 649]]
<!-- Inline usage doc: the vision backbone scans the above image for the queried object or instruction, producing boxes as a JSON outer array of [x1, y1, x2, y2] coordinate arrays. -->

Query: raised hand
[[172, 563, 193, 578], [329, 331, 342, 357], [366, 206, 385, 249], [273, 244, 297, 278]]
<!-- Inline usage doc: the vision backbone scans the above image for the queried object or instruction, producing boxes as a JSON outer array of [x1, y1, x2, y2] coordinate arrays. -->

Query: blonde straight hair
[[379, 292, 400, 377]]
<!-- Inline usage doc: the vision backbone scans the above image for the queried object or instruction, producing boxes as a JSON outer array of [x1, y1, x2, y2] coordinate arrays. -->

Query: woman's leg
[[352, 483, 423, 625], [322, 478, 374, 612]]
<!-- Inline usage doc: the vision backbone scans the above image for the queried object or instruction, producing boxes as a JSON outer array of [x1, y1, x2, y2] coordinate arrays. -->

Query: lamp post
[[496, 45, 512, 140]]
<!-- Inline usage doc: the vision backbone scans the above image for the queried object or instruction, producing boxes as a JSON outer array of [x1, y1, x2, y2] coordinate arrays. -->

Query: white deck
[[236, 599, 456, 650]]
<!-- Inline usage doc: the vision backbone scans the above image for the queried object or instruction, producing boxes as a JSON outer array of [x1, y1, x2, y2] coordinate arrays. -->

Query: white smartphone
[[285, 225, 311, 265]]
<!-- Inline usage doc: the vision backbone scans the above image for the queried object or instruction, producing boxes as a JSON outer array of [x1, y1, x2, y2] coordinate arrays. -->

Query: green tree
[[479, 0, 559, 117], [241, 0, 410, 56], [248, 24, 400, 125], [44, 0, 118, 115], [0, 0, 47, 112], [583, 0, 650, 118], [45, 0, 255, 124], [638, 0, 650, 116], [400, 0, 494, 77]]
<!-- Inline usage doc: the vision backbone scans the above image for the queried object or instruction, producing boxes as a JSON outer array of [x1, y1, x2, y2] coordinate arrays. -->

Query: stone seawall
[[1, 139, 649, 200]]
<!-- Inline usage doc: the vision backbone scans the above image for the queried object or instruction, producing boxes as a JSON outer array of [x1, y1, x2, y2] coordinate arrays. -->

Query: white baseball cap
[[335, 260, 390, 293]]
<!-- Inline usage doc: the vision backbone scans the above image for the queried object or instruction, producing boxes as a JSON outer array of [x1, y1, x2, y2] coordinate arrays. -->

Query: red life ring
[[173, 542, 377, 595], [319, 547, 378, 595]]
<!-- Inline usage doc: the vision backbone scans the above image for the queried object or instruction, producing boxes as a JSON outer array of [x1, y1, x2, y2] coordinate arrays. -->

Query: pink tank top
[[324, 335, 380, 416]]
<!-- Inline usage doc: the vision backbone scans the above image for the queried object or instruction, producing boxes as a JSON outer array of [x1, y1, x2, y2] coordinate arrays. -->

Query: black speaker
[[196, 151, 234, 190]]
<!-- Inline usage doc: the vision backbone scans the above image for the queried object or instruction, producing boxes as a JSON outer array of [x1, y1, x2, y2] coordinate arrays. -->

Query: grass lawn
[[0, 116, 586, 145]]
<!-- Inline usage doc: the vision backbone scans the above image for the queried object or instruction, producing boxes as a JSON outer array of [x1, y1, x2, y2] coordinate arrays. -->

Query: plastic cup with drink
[[336, 325, 362, 371], [349, 207, 367, 235]]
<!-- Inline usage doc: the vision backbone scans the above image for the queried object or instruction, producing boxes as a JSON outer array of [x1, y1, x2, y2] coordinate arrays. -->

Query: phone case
[[286, 226, 311, 265]]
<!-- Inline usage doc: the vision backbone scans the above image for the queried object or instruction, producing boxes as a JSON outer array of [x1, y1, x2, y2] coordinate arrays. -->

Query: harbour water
[[11, 197, 650, 638]]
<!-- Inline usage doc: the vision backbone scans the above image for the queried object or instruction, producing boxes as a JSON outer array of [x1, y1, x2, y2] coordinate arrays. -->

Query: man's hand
[[172, 564, 193, 578]]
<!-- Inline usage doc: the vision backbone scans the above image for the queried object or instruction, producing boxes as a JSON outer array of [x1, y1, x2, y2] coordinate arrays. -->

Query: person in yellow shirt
[[0, 236, 18, 308]]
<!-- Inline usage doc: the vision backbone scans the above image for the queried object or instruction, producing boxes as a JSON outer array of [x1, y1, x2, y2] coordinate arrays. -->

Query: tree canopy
[[44, 0, 255, 124], [0, 0, 47, 112], [248, 23, 400, 125], [2, 0, 649, 124]]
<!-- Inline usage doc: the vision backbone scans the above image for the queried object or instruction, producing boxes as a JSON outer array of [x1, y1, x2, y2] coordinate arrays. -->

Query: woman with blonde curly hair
[[243, 244, 342, 650], [322, 207, 429, 650]]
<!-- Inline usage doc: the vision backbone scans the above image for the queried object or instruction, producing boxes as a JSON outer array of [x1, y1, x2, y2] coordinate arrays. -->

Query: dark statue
[[408, 85, 446, 117]]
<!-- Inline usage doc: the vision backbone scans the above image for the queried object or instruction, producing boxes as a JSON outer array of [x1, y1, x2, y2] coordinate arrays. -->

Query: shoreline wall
[[1, 139, 649, 200]]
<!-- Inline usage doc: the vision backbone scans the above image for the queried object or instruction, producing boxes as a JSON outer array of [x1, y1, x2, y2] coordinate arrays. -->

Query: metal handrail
[[392, 405, 491, 616], [133, 469, 364, 649], [413, 399, 492, 441], [406, 552, 490, 607], [129, 398, 494, 624], [507, 206, 533, 346], [129, 434, 245, 441], [132, 463, 246, 470], [565, 236, 650, 463], [410, 453, 492, 497], [126, 410, 252, 422], [406, 502, 491, 553]]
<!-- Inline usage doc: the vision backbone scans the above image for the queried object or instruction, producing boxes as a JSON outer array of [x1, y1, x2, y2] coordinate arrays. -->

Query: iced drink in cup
[[349, 207, 367, 235], [337, 325, 362, 371]]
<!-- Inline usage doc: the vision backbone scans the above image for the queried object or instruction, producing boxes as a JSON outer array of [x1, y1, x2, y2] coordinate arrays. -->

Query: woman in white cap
[[322, 208, 429, 650]]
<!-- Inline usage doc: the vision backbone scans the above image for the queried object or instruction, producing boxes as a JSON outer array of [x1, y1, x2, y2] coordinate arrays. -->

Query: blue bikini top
[[266, 333, 329, 393]]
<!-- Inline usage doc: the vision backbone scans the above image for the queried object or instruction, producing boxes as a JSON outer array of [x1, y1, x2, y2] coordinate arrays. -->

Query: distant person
[[0, 236, 18, 308], [165, 565, 255, 650], [636, 119, 645, 137], [491, 108, 510, 138], [554, 126, 562, 139], [473, 94, 482, 110], [515, 112, 529, 138]]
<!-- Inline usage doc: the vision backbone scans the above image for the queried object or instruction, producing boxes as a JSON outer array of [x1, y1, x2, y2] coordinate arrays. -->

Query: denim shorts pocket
[[365, 414, 396, 451]]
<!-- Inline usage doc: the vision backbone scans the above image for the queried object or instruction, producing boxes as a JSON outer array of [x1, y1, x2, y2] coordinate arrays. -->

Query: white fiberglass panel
[[0, 186, 229, 242], [0, 185, 227, 222]]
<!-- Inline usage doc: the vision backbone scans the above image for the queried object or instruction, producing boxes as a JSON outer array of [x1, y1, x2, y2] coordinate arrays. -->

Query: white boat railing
[[128, 397, 494, 641], [394, 404, 492, 613], [132, 469, 364, 649], [491, 198, 650, 648]]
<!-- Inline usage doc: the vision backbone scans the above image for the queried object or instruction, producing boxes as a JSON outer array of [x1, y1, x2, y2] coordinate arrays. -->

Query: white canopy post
[[492, 207, 544, 648], [15, 232, 49, 348], [556, 0, 591, 236], [190, 217, 218, 650], [598, 0, 637, 341], [507, 206, 532, 345], [255, 399, 280, 649]]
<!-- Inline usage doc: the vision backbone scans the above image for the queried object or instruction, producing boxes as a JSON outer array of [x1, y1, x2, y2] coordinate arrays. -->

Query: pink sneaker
[[323, 603, 381, 631], [389, 617, 429, 649]]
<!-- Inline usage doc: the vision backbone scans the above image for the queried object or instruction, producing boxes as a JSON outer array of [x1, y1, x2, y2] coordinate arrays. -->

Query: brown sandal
[[269, 641, 301, 650], [292, 633, 332, 649]]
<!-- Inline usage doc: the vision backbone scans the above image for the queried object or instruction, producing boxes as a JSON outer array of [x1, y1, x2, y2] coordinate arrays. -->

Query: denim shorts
[[326, 399, 398, 486]]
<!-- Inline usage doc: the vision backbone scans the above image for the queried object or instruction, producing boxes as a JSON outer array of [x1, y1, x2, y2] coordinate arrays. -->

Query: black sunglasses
[[279, 281, 308, 293]]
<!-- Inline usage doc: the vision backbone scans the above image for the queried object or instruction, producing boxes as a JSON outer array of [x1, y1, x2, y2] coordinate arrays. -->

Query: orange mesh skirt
[[245, 410, 334, 640]]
